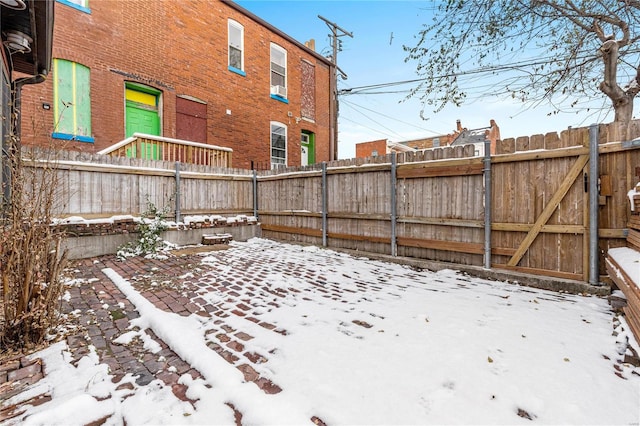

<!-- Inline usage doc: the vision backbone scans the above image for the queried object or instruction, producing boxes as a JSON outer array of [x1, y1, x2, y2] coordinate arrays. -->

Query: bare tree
[[1, 131, 68, 351], [404, 0, 640, 138]]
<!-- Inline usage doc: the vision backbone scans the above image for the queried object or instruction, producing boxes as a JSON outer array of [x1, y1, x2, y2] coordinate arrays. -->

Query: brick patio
[[2, 243, 339, 424]]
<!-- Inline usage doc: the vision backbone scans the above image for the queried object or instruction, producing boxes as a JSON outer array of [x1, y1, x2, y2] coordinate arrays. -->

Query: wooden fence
[[20, 121, 640, 283], [258, 122, 640, 283], [23, 148, 253, 219]]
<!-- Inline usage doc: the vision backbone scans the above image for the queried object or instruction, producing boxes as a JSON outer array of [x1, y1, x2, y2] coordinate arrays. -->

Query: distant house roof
[[450, 126, 492, 146], [387, 142, 415, 152]]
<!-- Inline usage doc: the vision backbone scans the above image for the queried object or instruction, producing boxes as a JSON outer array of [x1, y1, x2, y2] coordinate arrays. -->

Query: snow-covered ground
[[4, 238, 640, 425]]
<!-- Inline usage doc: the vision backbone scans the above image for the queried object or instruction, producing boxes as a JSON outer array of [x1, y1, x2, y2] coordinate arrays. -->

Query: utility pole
[[318, 15, 352, 161]]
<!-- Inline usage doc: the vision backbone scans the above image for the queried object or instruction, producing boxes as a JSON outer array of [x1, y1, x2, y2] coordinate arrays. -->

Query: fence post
[[253, 169, 259, 220], [175, 161, 181, 223], [322, 162, 328, 247], [390, 152, 397, 257], [483, 139, 492, 269], [589, 124, 600, 285]]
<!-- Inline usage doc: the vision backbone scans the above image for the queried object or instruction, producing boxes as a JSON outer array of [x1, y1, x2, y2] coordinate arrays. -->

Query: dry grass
[[0, 136, 68, 351]]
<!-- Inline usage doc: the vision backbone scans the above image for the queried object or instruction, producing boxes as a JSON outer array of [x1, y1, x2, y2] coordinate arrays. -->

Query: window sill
[[56, 0, 91, 14], [228, 66, 246, 77], [52, 132, 95, 143], [270, 94, 289, 104]]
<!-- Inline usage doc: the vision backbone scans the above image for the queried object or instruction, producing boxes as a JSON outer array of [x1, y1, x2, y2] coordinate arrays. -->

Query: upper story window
[[52, 59, 94, 143], [270, 43, 287, 101], [228, 19, 245, 76], [57, 0, 91, 14], [270, 121, 287, 168]]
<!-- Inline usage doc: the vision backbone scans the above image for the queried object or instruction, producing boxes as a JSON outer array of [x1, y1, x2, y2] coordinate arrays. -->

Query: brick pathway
[[29, 245, 332, 424], [26, 240, 412, 424]]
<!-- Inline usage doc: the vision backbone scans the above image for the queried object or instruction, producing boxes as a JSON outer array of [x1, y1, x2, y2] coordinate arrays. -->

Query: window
[[228, 20, 245, 76], [270, 122, 287, 168], [270, 43, 287, 101], [433, 137, 440, 147], [57, 0, 91, 13], [52, 59, 93, 143]]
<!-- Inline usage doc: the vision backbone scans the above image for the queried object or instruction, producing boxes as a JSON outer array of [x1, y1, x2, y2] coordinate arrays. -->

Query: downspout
[[3, 74, 46, 210], [12, 73, 46, 139]]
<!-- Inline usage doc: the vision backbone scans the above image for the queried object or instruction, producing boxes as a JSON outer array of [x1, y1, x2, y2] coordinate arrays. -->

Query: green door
[[125, 104, 160, 138], [125, 86, 161, 160], [301, 131, 315, 165]]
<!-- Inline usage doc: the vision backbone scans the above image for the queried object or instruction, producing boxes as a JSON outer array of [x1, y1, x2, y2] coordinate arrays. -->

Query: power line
[[338, 48, 640, 96], [341, 99, 443, 136], [341, 100, 409, 140]]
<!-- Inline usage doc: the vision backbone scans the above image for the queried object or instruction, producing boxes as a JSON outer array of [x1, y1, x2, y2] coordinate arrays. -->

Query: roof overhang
[[2, 0, 54, 76]]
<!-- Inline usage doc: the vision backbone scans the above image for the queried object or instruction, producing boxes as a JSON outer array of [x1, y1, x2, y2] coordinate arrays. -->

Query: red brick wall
[[355, 139, 388, 158], [18, 0, 332, 169]]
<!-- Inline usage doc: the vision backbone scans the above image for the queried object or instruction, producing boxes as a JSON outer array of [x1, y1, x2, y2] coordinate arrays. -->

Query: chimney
[[305, 39, 316, 51], [456, 119, 462, 132]]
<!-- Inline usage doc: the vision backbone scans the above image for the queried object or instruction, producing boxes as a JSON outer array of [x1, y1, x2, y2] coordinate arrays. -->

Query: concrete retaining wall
[[62, 225, 261, 259]]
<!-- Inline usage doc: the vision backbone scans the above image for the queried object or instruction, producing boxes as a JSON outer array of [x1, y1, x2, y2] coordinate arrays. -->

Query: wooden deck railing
[[98, 133, 233, 167]]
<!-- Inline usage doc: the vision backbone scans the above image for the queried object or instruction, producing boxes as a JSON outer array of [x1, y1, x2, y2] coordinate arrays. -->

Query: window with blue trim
[[270, 43, 287, 101], [52, 59, 94, 143], [57, 0, 91, 14], [270, 121, 287, 168], [228, 19, 245, 76]]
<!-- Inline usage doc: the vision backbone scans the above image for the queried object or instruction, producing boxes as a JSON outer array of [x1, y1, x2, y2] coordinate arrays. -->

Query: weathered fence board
[[24, 148, 253, 218]]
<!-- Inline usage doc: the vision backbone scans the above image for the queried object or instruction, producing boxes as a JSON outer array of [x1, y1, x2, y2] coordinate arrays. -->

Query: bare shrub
[[0, 133, 68, 351]]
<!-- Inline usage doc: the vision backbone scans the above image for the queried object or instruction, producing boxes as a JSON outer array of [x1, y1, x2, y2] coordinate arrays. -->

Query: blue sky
[[235, 0, 615, 159]]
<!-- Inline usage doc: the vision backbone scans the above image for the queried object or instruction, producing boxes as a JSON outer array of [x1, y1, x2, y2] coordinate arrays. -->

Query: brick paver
[[47, 246, 337, 423]]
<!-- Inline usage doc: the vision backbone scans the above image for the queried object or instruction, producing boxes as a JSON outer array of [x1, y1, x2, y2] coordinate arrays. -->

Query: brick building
[[355, 119, 501, 158], [18, 0, 334, 169], [355, 138, 415, 158]]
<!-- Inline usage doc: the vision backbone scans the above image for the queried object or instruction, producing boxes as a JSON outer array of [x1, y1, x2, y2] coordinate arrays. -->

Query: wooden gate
[[490, 145, 591, 281]]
